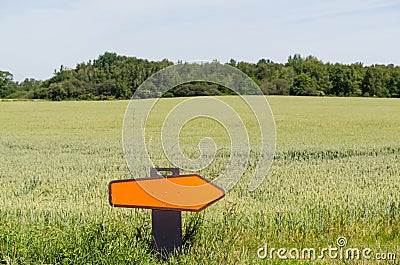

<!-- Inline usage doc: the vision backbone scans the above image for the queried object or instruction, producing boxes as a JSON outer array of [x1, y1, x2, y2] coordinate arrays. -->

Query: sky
[[0, 0, 399, 81]]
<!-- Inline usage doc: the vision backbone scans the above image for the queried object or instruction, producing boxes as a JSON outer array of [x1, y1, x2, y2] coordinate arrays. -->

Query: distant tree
[[227, 59, 237, 67], [255, 59, 281, 84], [42, 65, 72, 88], [93, 52, 119, 69], [303, 56, 332, 94], [328, 64, 348, 96], [261, 79, 290, 95], [387, 66, 400, 97], [0, 70, 13, 86], [48, 82, 67, 101], [7, 78, 43, 99], [286, 54, 304, 75], [0, 70, 16, 98], [171, 82, 220, 97], [236, 61, 259, 85], [347, 63, 364, 96], [362, 66, 389, 97], [19, 78, 41, 91], [3, 52, 399, 100], [291, 73, 318, 96]]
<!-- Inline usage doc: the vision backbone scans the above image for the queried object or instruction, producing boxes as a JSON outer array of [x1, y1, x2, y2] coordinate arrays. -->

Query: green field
[[1, 96, 399, 264]]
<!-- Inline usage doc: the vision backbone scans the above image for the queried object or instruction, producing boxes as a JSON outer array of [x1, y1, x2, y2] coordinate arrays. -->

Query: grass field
[[1, 96, 399, 264]]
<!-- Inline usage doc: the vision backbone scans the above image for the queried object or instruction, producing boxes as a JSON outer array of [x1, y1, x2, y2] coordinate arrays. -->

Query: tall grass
[[0, 97, 399, 264]]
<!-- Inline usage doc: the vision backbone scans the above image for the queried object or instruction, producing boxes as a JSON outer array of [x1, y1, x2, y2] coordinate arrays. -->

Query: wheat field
[[1, 96, 399, 264]]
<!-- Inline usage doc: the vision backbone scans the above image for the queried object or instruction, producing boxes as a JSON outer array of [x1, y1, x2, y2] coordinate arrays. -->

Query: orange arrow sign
[[109, 174, 225, 212]]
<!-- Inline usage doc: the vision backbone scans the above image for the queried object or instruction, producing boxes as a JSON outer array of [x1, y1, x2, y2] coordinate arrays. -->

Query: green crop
[[0, 97, 399, 264]]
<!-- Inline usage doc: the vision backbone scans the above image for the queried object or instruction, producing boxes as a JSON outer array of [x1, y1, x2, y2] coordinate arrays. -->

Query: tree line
[[1, 52, 400, 100]]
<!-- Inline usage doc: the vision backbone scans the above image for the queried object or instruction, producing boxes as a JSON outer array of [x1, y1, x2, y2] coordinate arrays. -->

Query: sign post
[[108, 168, 225, 258], [150, 168, 182, 257]]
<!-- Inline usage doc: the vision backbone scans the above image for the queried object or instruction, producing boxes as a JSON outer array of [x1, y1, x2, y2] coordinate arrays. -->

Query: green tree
[[303, 56, 332, 94], [261, 79, 290, 95], [328, 63, 363, 96], [387, 66, 400, 97], [286, 54, 304, 75], [6, 52, 399, 100], [291, 73, 317, 96], [362, 66, 389, 97], [0, 70, 15, 98]]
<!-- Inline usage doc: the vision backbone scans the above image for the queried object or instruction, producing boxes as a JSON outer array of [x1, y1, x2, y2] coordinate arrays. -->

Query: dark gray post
[[151, 209, 182, 257], [150, 168, 182, 258]]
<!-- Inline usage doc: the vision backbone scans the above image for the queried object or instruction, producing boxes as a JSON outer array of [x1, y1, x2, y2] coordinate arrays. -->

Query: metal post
[[150, 168, 182, 258]]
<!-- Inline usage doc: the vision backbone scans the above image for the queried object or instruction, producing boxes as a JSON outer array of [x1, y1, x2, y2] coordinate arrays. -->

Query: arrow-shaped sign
[[108, 169, 225, 259], [109, 174, 225, 212]]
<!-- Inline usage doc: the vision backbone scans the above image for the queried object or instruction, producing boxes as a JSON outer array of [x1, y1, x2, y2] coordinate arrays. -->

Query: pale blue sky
[[0, 0, 399, 81]]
